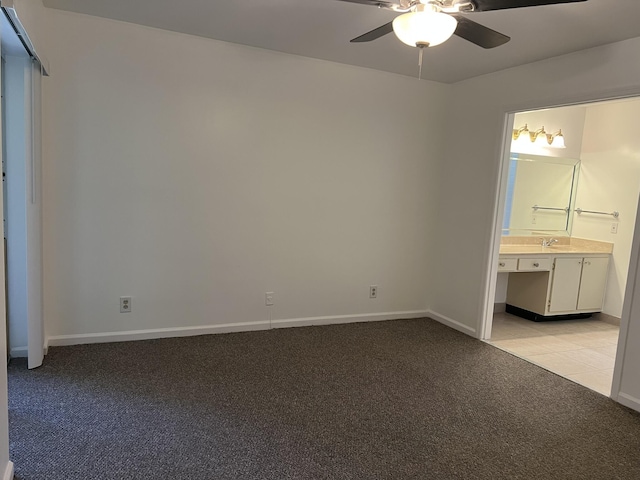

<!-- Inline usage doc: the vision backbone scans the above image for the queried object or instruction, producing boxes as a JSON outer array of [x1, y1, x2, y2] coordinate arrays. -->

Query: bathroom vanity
[[499, 238, 613, 321], [499, 152, 617, 321]]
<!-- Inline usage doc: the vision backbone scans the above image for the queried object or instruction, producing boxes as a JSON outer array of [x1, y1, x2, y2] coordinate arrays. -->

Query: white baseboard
[[9, 346, 27, 358], [615, 392, 640, 413], [427, 310, 477, 337], [271, 310, 429, 329], [46, 311, 431, 348], [47, 321, 272, 347], [3, 461, 13, 480]]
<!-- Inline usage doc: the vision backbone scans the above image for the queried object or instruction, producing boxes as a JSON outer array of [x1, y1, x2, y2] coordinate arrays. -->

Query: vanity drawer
[[498, 258, 518, 272], [517, 257, 551, 271]]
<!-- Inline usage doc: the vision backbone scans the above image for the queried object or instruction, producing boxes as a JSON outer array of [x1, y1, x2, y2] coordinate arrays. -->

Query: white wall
[[433, 37, 640, 408], [41, 9, 450, 341], [573, 99, 640, 318]]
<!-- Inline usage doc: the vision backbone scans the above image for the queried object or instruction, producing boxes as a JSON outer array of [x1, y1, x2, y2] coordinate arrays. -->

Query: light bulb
[[392, 11, 458, 48]]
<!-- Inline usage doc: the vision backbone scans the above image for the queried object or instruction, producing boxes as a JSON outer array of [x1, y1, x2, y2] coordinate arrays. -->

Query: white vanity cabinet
[[549, 256, 610, 313], [502, 253, 610, 319], [547, 257, 582, 313]]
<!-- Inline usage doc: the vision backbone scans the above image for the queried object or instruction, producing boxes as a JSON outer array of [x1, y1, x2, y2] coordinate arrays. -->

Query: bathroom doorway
[[482, 97, 640, 396]]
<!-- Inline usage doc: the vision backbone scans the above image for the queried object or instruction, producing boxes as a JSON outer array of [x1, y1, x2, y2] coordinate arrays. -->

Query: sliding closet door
[[1, 6, 46, 369], [26, 59, 43, 369]]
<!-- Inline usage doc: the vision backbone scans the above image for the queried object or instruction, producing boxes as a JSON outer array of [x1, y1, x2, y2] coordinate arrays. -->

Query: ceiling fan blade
[[451, 15, 510, 49], [336, 0, 402, 12], [471, 0, 587, 12], [350, 22, 394, 43]]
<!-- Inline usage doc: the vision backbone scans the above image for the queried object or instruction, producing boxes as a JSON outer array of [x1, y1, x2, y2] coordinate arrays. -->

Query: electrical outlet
[[120, 296, 132, 313], [265, 292, 274, 306], [611, 223, 619, 234], [369, 285, 378, 299]]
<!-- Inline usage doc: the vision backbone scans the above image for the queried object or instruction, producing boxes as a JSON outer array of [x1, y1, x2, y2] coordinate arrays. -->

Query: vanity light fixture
[[545, 129, 565, 148], [512, 124, 566, 148], [512, 124, 529, 141], [528, 126, 547, 144]]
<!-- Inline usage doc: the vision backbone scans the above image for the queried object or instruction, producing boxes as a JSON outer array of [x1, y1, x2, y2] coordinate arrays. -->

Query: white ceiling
[[42, 0, 640, 83]]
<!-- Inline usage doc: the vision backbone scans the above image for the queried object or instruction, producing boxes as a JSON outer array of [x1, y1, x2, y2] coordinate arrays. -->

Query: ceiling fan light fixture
[[392, 10, 458, 48]]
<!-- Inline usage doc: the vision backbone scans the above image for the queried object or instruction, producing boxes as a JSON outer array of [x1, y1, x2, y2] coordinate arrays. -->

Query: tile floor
[[488, 312, 619, 396]]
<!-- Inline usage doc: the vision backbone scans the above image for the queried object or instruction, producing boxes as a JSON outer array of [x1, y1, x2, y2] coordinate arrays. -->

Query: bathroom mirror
[[502, 153, 580, 236]]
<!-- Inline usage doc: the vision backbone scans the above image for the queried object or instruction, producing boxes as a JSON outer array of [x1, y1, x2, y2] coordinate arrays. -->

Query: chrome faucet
[[541, 238, 558, 247]]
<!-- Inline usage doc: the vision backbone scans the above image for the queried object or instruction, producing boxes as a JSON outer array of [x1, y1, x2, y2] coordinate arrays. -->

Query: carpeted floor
[[8, 318, 640, 479]]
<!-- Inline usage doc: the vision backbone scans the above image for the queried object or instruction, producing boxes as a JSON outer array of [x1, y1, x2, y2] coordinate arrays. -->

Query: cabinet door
[[548, 257, 583, 313], [577, 257, 610, 311]]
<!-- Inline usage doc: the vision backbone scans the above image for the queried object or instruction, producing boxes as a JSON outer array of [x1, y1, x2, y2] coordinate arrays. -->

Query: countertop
[[499, 237, 613, 255]]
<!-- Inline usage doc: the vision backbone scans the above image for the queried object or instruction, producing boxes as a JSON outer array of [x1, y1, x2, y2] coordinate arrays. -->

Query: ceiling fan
[[338, 0, 588, 50]]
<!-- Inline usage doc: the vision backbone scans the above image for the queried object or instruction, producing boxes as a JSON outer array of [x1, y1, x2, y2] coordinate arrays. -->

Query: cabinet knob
[[499, 262, 505, 267], [533, 262, 539, 267]]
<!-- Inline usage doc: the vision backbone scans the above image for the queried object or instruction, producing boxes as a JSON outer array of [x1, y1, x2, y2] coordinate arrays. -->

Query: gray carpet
[[8, 318, 640, 479]]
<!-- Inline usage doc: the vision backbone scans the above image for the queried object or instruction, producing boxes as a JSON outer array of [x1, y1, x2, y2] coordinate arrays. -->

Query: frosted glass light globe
[[392, 11, 458, 48], [548, 131, 566, 148]]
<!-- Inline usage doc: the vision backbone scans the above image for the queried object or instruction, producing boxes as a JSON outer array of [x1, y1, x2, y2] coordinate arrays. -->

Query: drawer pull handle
[[499, 262, 506, 267], [533, 262, 539, 267]]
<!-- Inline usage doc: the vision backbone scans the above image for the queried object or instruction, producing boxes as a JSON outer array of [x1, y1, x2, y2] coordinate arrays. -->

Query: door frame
[[479, 89, 640, 403]]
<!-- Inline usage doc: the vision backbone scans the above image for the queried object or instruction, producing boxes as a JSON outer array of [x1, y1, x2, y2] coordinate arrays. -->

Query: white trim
[[611, 183, 640, 401], [478, 112, 515, 341], [9, 346, 27, 358], [616, 392, 640, 412], [271, 310, 429, 329], [427, 310, 477, 337], [3, 461, 13, 480], [46, 311, 431, 347], [47, 321, 272, 347], [1, 2, 50, 75]]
